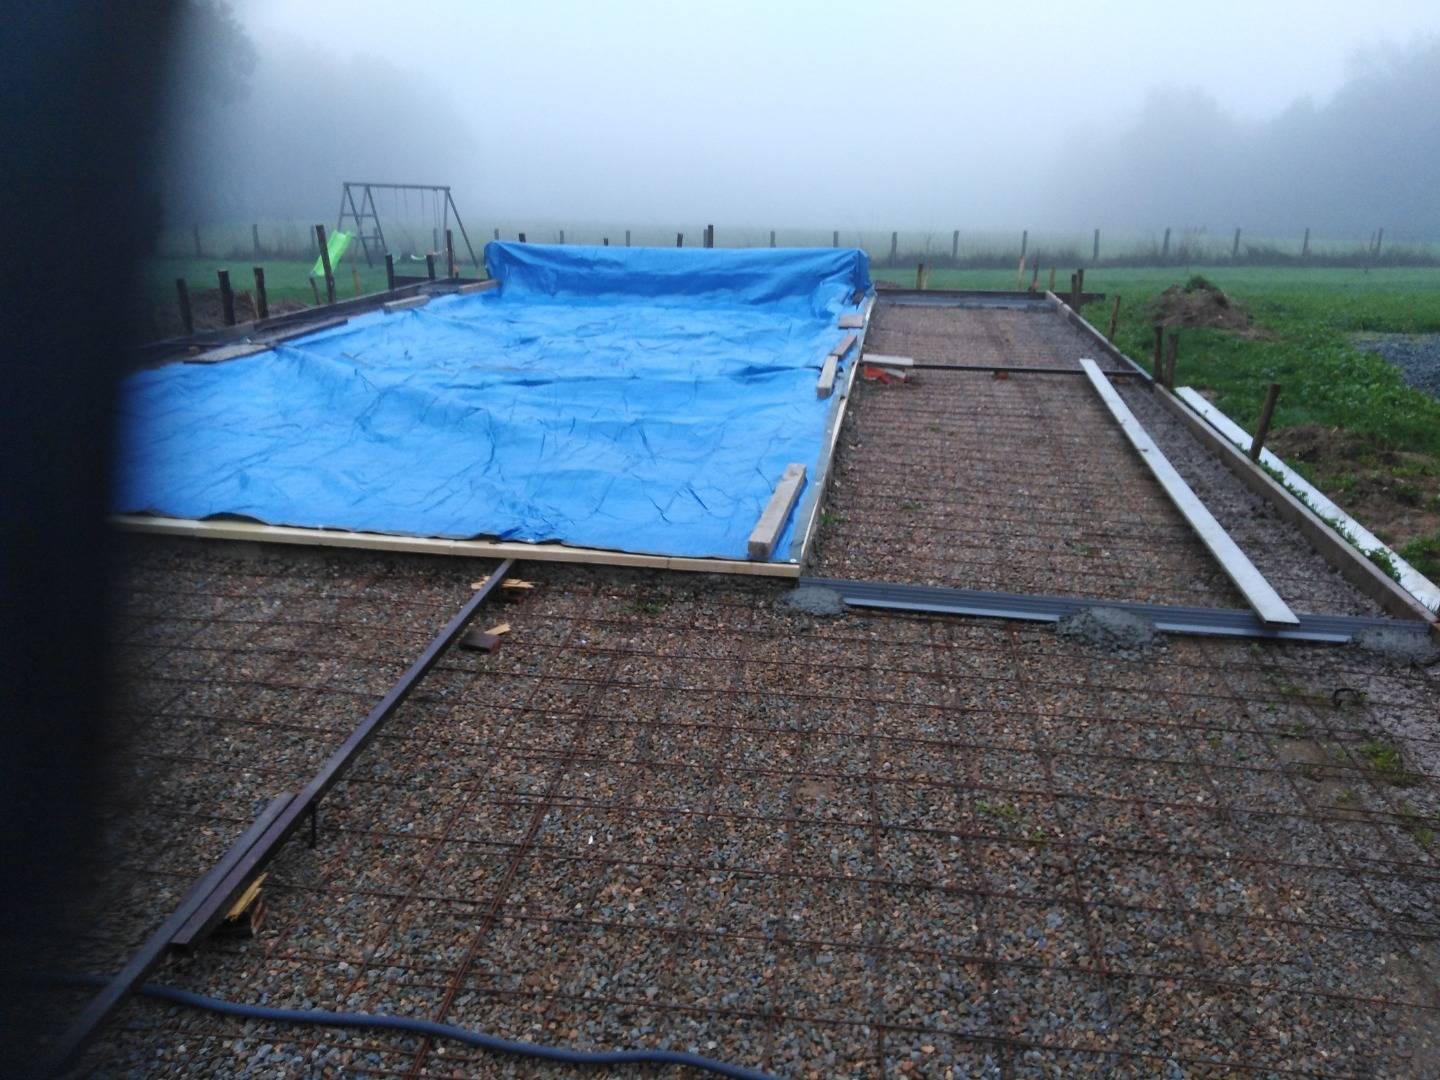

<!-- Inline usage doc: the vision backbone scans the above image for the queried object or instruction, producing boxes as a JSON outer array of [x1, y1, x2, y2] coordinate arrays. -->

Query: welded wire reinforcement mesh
[[78, 546, 1440, 1077]]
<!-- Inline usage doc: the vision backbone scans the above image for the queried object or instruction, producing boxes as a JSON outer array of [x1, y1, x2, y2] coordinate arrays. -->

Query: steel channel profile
[[46, 559, 515, 1073], [799, 576, 1430, 644]]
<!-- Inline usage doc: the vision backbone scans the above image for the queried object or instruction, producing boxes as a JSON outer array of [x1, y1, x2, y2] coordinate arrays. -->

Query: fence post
[[1250, 384, 1282, 460], [252, 266, 268, 320], [1020, 230, 1028, 259], [1106, 295, 1121, 340], [706, 224, 715, 248], [1164, 333, 1178, 389], [518, 232, 526, 243], [559, 229, 565, 245], [676, 232, 683, 247], [952, 230, 959, 260], [1374, 228, 1385, 255], [175, 278, 193, 335], [1161, 227, 1171, 260], [916, 262, 926, 290], [446, 228, 456, 278], [251, 224, 261, 257], [1232, 227, 1241, 259], [315, 224, 335, 303], [1301, 227, 1310, 258], [217, 269, 235, 326], [831, 230, 838, 248], [889, 231, 898, 262], [1092, 228, 1100, 262], [769, 230, 776, 248], [603, 237, 609, 246], [625, 230, 631, 247], [385, 253, 395, 291]]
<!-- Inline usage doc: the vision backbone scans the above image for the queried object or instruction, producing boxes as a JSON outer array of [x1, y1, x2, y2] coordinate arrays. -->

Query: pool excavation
[[48, 243, 1440, 1077]]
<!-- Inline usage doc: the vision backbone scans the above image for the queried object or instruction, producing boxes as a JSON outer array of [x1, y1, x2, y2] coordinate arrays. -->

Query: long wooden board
[[111, 515, 801, 578], [1079, 359, 1298, 626], [816, 355, 838, 399], [1177, 387, 1440, 612], [747, 463, 806, 560]]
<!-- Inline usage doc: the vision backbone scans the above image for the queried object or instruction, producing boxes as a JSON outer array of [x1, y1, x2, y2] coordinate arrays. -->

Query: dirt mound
[[1152, 275, 1257, 336]]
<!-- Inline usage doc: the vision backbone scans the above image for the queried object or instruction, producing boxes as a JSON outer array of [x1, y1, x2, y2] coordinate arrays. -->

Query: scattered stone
[[1055, 606, 1163, 659], [779, 585, 846, 616], [1351, 625, 1440, 667]]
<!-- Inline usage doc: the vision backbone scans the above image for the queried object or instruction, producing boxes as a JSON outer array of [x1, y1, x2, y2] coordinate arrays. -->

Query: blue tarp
[[115, 243, 872, 561]]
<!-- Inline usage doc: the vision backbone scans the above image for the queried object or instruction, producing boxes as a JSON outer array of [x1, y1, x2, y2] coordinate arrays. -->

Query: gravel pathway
[[1354, 332, 1440, 399]]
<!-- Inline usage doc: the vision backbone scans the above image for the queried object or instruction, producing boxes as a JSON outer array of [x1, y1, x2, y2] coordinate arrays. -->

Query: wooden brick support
[[747, 463, 807, 560]]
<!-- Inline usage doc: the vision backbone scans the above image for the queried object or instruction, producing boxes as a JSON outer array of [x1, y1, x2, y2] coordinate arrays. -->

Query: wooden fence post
[[252, 266, 268, 320], [518, 231, 526, 243], [832, 230, 839, 248], [217, 269, 235, 326], [626, 230, 631, 247], [558, 229, 565, 245], [1164, 332, 1178, 389], [916, 262, 926, 290], [1250, 384, 1282, 460], [1301, 227, 1310, 258], [1092, 228, 1100, 262], [384, 253, 395, 291], [889, 231, 898, 262], [1106, 295, 1121, 340], [252, 224, 261, 257], [175, 278, 193, 335], [315, 224, 335, 304], [951, 230, 959, 260], [769, 230, 776, 248], [1232, 227, 1242, 258], [352, 267, 362, 296], [446, 228, 456, 278], [1161, 227, 1171, 260], [1020, 229, 1028, 259]]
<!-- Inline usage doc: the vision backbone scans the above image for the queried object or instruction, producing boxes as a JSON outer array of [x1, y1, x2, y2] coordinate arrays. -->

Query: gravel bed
[[1354, 331, 1440, 398]]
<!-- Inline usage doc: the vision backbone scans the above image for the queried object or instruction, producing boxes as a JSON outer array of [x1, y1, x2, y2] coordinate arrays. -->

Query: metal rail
[[799, 575, 1428, 643], [46, 560, 513, 1073]]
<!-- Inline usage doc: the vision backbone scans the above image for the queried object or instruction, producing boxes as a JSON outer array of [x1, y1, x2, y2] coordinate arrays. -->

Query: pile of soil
[[1267, 424, 1440, 546], [1151, 276, 1257, 336]]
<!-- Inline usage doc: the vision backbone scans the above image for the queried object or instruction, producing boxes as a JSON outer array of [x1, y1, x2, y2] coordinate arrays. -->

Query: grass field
[[871, 265, 1440, 581]]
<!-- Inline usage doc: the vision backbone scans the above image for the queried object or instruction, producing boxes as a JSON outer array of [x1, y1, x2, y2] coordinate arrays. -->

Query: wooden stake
[[1301, 227, 1310, 258], [1016, 255, 1026, 289], [769, 230, 776, 248], [676, 232, 683, 247], [1161, 227, 1171, 260], [951, 230, 959, 260], [1047, 267, 1056, 291], [252, 266, 268, 320], [446, 228, 456, 277], [625, 229, 631, 246], [889, 231, 898, 262], [352, 267, 362, 297], [175, 278, 193, 335], [1092, 228, 1100, 262], [425, 253, 436, 280], [217, 269, 235, 326], [1029, 263, 1039, 293], [385, 253, 395, 291], [1164, 332, 1179, 389], [315, 224, 335, 304], [916, 262, 926, 290], [558, 229, 565, 244], [1106, 294, 1121, 341], [1249, 383, 1282, 460], [518, 232, 526, 243], [1020, 229, 1028, 258]]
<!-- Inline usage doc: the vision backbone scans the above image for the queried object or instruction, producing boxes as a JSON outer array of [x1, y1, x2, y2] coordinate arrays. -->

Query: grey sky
[[226, 0, 1440, 230]]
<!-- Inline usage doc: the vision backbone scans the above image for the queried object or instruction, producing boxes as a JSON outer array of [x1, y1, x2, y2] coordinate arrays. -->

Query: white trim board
[[111, 515, 802, 578], [1079, 359, 1299, 626], [1177, 386, 1440, 612]]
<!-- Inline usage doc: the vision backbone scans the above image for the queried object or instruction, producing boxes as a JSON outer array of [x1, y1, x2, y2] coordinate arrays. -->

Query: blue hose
[[50, 973, 778, 1080]]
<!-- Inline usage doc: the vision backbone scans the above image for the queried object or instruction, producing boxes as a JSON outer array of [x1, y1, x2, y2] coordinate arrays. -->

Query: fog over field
[[165, 0, 1440, 238]]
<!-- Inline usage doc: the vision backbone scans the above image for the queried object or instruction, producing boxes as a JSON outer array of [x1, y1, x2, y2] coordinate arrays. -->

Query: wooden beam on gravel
[[838, 313, 864, 329], [747, 463, 806, 560], [1079, 358, 1299, 626], [382, 294, 429, 313], [816, 355, 838, 399]]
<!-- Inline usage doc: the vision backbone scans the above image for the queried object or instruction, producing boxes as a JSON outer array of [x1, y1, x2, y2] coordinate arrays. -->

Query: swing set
[[335, 181, 480, 269]]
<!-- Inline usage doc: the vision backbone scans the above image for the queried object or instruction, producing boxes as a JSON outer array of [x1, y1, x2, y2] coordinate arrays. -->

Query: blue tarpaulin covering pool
[[115, 243, 872, 561]]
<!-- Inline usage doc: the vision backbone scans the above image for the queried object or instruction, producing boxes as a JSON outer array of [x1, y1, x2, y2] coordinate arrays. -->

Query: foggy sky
[[173, 0, 1440, 235]]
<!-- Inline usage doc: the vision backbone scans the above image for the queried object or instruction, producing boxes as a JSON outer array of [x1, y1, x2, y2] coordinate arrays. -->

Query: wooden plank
[[747, 463, 807, 560], [831, 332, 858, 359], [110, 515, 801, 578], [816, 355, 838, 399], [1156, 385, 1432, 623], [383, 295, 430, 313], [838, 313, 864, 329], [187, 343, 270, 364], [1078, 359, 1299, 626], [257, 316, 349, 344], [455, 280, 498, 295], [860, 353, 914, 367]]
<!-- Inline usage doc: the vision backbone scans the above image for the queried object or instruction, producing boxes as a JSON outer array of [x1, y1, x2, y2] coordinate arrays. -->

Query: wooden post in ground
[[706, 224, 715, 248], [1375, 228, 1385, 255], [889, 231, 898, 262], [1161, 227, 1171, 260], [217, 269, 235, 326], [831, 229, 839, 248], [1020, 229, 1028, 259], [558, 229, 565, 245], [1092, 228, 1100, 262], [625, 230, 631, 247], [1164, 332, 1179, 389], [309, 278, 321, 305], [252, 266, 269, 320], [676, 232, 683, 247], [493, 228, 500, 241], [1047, 267, 1056, 292], [1152, 325, 1164, 376], [1030, 263, 1039, 292], [1016, 255, 1026, 289], [951, 230, 959, 260], [315, 224, 335, 304], [1107, 295, 1121, 340], [769, 230, 776, 248], [352, 267, 362, 297], [446, 229, 456, 277], [1250, 384, 1282, 460], [1232, 227, 1241, 258], [1301, 227, 1310, 258], [252, 224, 261, 257], [384, 253, 395, 291], [518, 232, 526, 243], [175, 278, 193, 335], [192, 224, 202, 257], [425, 253, 436, 280], [916, 262, 926, 290], [603, 237, 609, 246]]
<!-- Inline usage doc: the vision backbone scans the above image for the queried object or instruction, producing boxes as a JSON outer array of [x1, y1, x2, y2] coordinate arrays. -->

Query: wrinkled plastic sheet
[[115, 243, 872, 561]]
